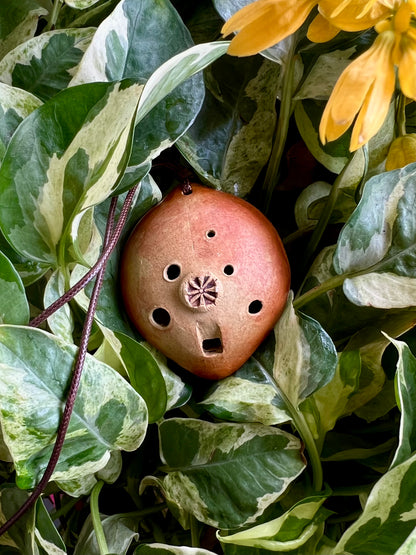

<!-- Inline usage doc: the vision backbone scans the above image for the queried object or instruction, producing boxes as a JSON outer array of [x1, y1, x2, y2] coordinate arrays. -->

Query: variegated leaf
[[394, 526, 416, 555], [94, 328, 168, 423], [0, 80, 142, 266], [0, 82, 42, 162], [0, 486, 34, 552], [0, 325, 148, 490], [0, 0, 47, 59], [65, 0, 101, 8], [199, 357, 290, 425], [343, 272, 416, 309], [294, 99, 394, 175], [0, 28, 95, 101], [157, 418, 305, 529], [43, 269, 74, 342], [295, 148, 364, 231], [35, 497, 67, 554], [218, 490, 331, 551], [73, 514, 138, 555], [273, 293, 337, 408], [57, 450, 123, 497], [334, 164, 416, 277], [0, 251, 29, 325], [388, 338, 416, 469], [177, 56, 279, 196], [301, 349, 361, 452], [333, 451, 416, 555], [135, 546, 217, 555], [70, 0, 215, 167]]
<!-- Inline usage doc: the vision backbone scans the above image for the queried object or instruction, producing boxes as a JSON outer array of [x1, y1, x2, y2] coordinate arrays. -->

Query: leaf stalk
[[91, 481, 109, 555]]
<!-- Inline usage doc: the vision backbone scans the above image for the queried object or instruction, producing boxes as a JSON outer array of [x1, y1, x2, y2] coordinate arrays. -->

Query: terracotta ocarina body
[[121, 184, 290, 380]]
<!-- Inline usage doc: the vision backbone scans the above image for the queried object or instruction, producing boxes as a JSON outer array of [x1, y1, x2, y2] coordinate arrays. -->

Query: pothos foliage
[[0, 0, 415, 554]]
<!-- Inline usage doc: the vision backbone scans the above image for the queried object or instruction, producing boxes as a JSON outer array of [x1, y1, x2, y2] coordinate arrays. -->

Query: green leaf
[[199, 357, 290, 425], [157, 418, 305, 529], [0, 80, 142, 266], [0, 83, 42, 163], [333, 451, 416, 555], [0, 28, 95, 102], [0, 251, 29, 325], [334, 163, 416, 308], [388, 337, 416, 468], [177, 55, 280, 196], [273, 293, 338, 408], [0, 0, 48, 59], [135, 546, 217, 555], [218, 490, 331, 551], [0, 325, 148, 490], [73, 514, 138, 555]]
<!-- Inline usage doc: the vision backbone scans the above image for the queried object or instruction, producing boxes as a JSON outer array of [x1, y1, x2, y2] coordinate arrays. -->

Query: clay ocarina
[[120, 184, 290, 380]]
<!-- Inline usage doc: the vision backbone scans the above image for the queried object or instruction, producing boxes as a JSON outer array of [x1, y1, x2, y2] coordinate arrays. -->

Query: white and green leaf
[[135, 546, 218, 555], [389, 337, 416, 469], [73, 514, 139, 555], [0, 0, 48, 59], [0, 80, 141, 266], [177, 56, 280, 196], [0, 82, 42, 163], [333, 451, 416, 555], [0, 28, 95, 101], [0, 325, 148, 490], [157, 418, 305, 529], [273, 293, 337, 408], [70, 0, 217, 168], [199, 357, 290, 425], [218, 490, 331, 551], [0, 251, 29, 325], [43, 269, 74, 342], [334, 162, 416, 308], [94, 328, 168, 423]]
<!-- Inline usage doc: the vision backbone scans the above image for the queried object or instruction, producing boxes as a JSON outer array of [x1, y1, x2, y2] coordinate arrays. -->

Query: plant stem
[[397, 92, 407, 137], [262, 36, 297, 213], [90, 481, 109, 555], [301, 155, 353, 272], [275, 386, 323, 491], [45, 0, 62, 31], [293, 273, 346, 310], [190, 515, 200, 547]]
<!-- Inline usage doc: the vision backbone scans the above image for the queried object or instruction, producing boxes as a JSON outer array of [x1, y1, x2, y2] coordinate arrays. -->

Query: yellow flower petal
[[307, 13, 340, 42], [320, 31, 395, 149], [399, 36, 416, 99], [386, 134, 416, 171], [350, 62, 395, 150], [222, 0, 317, 57], [318, 0, 392, 31]]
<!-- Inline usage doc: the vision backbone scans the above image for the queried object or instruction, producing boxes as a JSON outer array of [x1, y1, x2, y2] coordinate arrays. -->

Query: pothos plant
[[1, 0, 416, 554]]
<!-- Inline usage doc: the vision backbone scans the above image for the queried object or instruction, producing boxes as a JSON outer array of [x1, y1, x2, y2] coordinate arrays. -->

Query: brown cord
[[0, 186, 137, 536]]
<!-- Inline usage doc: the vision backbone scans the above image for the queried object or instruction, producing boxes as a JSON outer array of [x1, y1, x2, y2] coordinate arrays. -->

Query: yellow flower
[[320, 2, 416, 151], [221, 0, 393, 56], [318, 0, 393, 31], [221, 0, 318, 56], [385, 134, 416, 170]]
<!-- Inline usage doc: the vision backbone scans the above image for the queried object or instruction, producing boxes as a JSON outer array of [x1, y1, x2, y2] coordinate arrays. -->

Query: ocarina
[[120, 184, 290, 380]]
